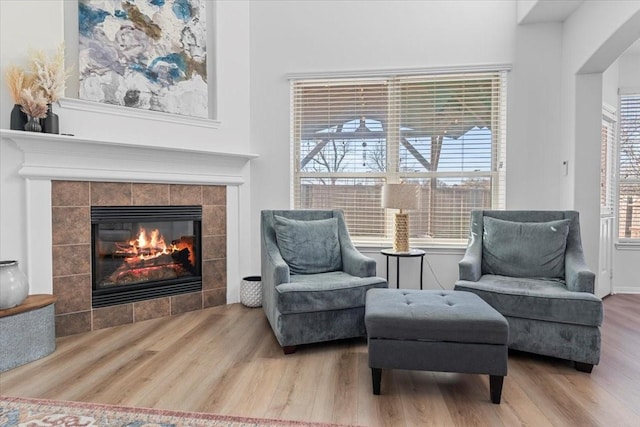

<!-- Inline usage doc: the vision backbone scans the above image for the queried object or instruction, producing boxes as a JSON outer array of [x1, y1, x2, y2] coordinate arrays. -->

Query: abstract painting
[[78, 0, 208, 118]]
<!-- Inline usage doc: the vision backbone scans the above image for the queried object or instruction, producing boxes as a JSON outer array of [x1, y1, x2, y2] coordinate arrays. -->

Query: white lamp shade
[[381, 184, 419, 210]]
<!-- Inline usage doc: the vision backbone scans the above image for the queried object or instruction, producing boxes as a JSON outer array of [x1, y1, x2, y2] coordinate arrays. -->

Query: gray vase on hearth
[[0, 260, 29, 309]]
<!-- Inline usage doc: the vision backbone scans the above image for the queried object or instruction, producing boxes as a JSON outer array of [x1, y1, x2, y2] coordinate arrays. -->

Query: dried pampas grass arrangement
[[5, 66, 35, 104], [20, 88, 48, 119], [30, 44, 69, 103]]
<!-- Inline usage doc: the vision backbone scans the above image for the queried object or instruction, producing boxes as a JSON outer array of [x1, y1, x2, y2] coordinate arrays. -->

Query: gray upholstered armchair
[[261, 209, 387, 354], [454, 210, 603, 372]]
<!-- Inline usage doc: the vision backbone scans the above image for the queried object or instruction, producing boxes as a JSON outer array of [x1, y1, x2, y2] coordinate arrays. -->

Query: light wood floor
[[1, 294, 639, 426]]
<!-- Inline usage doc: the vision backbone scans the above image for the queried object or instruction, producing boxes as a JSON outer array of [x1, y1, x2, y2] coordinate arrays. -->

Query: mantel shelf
[[0, 129, 258, 162], [0, 129, 258, 186]]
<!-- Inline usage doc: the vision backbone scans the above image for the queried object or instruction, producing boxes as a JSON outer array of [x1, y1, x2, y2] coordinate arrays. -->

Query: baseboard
[[611, 287, 640, 294]]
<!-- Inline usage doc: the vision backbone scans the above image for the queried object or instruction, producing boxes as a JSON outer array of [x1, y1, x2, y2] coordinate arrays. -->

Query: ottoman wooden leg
[[372, 368, 382, 395], [489, 375, 503, 404], [574, 362, 594, 373], [282, 345, 297, 355]]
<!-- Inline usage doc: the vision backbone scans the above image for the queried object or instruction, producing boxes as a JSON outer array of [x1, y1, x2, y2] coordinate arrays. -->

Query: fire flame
[[116, 228, 178, 262]]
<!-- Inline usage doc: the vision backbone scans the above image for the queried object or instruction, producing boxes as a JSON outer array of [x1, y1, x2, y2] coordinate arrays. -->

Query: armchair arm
[[263, 251, 290, 288], [341, 245, 377, 277], [458, 230, 482, 282], [260, 218, 290, 322], [565, 249, 595, 293], [261, 239, 290, 289]]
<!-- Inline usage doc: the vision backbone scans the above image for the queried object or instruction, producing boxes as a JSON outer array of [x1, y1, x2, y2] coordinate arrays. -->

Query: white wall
[[561, 1, 640, 295], [0, 0, 65, 275], [618, 52, 640, 91], [0, 0, 254, 300], [613, 51, 640, 294], [2, 0, 638, 295], [602, 59, 619, 109], [507, 22, 565, 209], [248, 0, 579, 285]]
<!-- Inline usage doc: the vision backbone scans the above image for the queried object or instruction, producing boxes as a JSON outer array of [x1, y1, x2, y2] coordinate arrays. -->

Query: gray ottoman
[[365, 289, 509, 404]]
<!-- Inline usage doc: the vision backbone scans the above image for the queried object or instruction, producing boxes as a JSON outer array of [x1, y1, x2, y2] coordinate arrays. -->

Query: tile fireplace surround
[[0, 129, 256, 337], [52, 181, 226, 336]]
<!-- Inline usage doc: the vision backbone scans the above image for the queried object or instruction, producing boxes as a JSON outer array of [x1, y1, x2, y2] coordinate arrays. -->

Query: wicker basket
[[240, 276, 262, 307]]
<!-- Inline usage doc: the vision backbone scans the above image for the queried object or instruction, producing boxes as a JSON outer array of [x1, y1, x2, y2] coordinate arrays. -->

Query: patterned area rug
[[0, 396, 355, 427]]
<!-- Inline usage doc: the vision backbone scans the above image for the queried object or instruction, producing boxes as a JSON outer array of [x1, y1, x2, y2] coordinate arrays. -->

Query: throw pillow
[[481, 216, 571, 279], [273, 215, 342, 274]]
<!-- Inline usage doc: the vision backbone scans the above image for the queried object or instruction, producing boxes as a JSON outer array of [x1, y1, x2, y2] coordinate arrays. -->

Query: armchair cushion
[[455, 275, 603, 327], [273, 215, 342, 274], [276, 271, 387, 314], [482, 217, 570, 279]]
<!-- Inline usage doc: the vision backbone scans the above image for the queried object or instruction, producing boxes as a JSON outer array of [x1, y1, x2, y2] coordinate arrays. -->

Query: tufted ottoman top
[[365, 289, 508, 345]]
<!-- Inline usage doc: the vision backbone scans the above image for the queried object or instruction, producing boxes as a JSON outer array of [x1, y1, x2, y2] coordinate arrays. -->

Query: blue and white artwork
[[78, 0, 208, 118]]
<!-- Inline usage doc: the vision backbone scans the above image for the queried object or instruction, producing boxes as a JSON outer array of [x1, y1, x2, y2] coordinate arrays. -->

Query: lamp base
[[393, 213, 410, 252]]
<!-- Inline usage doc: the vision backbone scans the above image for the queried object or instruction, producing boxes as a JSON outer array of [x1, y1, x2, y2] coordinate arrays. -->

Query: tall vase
[[24, 116, 42, 132], [42, 103, 59, 134], [10, 104, 27, 131], [0, 260, 29, 309]]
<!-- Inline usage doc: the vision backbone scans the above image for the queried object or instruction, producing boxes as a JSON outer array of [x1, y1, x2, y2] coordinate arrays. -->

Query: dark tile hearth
[[203, 288, 226, 308], [171, 292, 204, 315], [51, 181, 227, 337], [54, 311, 92, 337], [52, 274, 91, 315], [134, 297, 171, 322], [52, 245, 91, 277], [93, 304, 134, 330], [132, 183, 171, 205], [51, 181, 90, 207], [91, 182, 132, 206]]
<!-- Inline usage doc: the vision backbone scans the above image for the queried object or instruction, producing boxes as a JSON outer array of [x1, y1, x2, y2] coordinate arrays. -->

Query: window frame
[[617, 89, 640, 244], [290, 68, 508, 248]]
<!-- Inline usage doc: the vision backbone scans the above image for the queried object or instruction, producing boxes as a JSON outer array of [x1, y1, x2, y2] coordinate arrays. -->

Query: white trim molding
[[58, 98, 221, 129], [1, 129, 257, 185]]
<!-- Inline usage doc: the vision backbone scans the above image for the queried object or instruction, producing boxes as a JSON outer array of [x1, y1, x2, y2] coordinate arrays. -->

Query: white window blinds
[[291, 70, 507, 245], [601, 108, 616, 216], [619, 93, 640, 240]]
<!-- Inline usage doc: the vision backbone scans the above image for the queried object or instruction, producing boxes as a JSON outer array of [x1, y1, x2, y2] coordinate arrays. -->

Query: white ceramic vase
[[0, 260, 29, 309]]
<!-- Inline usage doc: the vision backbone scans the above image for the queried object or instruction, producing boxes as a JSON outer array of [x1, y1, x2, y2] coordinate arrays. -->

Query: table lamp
[[381, 183, 419, 252]]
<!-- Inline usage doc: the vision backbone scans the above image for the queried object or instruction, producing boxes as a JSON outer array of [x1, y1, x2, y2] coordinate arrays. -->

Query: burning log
[[106, 248, 194, 285], [108, 264, 186, 285], [173, 236, 196, 265]]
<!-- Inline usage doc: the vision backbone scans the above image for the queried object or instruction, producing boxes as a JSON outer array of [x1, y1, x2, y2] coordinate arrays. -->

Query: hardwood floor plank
[[1, 295, 639, 426], [507, 356, 601, 426], [494, 369, 554, 427], [397, 370, 456, 426], [331, 348, 359, 426]]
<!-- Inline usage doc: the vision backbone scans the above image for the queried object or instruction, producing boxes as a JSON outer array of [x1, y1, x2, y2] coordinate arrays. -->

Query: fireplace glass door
[[91, 206, 202, 307]]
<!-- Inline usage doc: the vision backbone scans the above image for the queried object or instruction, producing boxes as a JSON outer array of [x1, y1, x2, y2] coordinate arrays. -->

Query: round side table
[[380, 248, 426, 289]]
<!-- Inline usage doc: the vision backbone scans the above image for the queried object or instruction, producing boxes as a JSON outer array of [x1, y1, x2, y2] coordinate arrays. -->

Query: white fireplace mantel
[[0, 129, 258, 185], [0, 129, 257, 303]]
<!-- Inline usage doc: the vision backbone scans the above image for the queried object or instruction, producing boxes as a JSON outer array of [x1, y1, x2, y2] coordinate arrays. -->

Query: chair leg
[[372, 368, 382, 395], [283, 345, 297, 355], [489, 375, 503, 404], [574, 362, 594, 373]]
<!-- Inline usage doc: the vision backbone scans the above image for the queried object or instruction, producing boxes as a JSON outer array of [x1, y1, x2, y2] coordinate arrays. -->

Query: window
[[291, 70, 507, 246], [618, 92, 640, 241]]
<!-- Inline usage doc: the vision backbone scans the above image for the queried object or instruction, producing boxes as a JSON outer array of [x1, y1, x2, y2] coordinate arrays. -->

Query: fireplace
[[2, 127, 246, 337], [91, 206, 203, 308]]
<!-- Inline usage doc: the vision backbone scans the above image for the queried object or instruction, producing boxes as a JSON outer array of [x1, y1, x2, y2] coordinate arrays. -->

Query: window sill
[[615, 241, 640, 251], [356, 243, 467, 255]]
